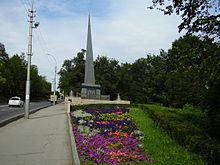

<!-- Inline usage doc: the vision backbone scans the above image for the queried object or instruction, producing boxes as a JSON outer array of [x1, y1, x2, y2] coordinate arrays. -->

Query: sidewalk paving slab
[[0, 104, 73, 165]]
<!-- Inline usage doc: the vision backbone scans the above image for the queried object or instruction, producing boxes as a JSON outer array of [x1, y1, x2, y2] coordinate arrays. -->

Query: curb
[[67, 112, 81, 165], [0, 104, 52, 127]]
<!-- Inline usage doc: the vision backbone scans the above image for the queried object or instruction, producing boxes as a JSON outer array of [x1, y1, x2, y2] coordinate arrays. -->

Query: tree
[[0, 43, 9, 101], [164, 35, 220, 139], [127, 58, 151, 103], [0, 43, 9, 61], [117, 62, 133, 101], [143, 52, 169, 105], [94, 56, 120, 100], [0, 42, 51, 102], [165, 35, 220, 107], [30, 65, 51, 100], [58, 49, 85, 95], [149, 0, 220, 38], [7, 55, 26, 98]]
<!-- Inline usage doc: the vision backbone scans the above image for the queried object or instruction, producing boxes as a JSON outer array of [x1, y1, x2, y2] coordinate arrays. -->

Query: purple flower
[[89, 153, 94, 158], [71, 107, 154, 164], [94, 158, 101, 163]]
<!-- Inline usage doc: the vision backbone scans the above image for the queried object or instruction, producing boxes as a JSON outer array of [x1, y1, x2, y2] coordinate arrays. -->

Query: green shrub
[[140, 104, 220, 164], [71, 104, 131, 111], [182, 104, 200, 111]]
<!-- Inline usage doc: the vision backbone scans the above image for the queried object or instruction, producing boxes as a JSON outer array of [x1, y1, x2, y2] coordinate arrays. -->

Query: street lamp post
[[47, 54, 57, 106], [24, 4, 39, 119]]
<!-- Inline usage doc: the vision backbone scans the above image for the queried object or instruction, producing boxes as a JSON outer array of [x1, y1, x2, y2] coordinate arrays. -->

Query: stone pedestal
[[81, 83, 101, 99]]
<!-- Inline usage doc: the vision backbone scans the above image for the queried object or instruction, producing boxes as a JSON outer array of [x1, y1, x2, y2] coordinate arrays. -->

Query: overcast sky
[[0, 0, 184, 85]]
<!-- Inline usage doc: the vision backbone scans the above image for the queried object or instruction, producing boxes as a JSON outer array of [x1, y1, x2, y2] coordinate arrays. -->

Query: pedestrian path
[[0, 104, 73, 165]]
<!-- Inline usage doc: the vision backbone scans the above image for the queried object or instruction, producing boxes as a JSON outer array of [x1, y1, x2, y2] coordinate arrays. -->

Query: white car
[[8, 97, 24, 107]]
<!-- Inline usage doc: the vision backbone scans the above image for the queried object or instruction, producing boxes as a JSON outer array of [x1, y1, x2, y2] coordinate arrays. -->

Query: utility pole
[[24, 3, 39, 119], [47, 54, 57, 105], [54, 65, 57, 105]]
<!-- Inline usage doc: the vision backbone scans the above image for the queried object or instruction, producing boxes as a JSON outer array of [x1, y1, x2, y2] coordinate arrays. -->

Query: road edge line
[[0, 104, 52, 127]]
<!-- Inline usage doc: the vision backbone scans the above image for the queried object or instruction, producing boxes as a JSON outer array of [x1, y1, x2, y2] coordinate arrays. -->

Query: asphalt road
[[0, 101, 51, 122]]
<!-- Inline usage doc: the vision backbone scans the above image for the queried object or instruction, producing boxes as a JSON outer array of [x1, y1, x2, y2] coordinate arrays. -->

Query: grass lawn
[[129, 107, 207, 165]]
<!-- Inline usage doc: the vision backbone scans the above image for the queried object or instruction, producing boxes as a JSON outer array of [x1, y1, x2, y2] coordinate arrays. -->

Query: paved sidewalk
[[0, 104, 73, 165]]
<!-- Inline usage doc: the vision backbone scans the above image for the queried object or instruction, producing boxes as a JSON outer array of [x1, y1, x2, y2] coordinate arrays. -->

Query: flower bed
[[71, 107, 154, 164]]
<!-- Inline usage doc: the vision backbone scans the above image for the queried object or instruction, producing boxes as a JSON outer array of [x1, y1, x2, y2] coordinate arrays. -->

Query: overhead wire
[[19, 0, 59, 83], [19, 0, 29, 12], [34, 30, 54, 68], [34, 27, 60, 85], [38, 29, 50, 54], [34, 29, 57, 83], [24, 0, 32, 8], [28, 0, 56, 69]]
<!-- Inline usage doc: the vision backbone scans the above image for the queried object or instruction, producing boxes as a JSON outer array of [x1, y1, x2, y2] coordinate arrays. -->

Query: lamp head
[[34, 22, 40, 28]]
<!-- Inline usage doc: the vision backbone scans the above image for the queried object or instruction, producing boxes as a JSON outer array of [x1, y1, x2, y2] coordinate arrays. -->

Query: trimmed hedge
[[71, 104, 131, 111], [139, 104, 220, 165]]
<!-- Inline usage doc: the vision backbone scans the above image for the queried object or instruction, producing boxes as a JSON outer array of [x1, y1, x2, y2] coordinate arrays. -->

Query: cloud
[[91, 0, 183, 62], [0, 0, 184, 83]]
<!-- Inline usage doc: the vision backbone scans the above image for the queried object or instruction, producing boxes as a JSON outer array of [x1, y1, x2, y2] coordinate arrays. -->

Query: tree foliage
[[149, 0, 220, 38], [58, 49, 85, 96], [0, 42, 51, 102], [59, 36, 219, 108], [0, 43, 9, 88], [30, 65, 51, 100], [95, 56, 120, 100]]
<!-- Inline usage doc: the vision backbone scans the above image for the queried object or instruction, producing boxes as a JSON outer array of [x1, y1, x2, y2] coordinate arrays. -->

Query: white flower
[[77, 125, 90, 134], [134, 130, 144, 135], [138, 136, 144, 140], [138, 144, 144, 148], [72, 110, 92, 118], [79, 119, 86, 124], [97, 148, 104, 154]]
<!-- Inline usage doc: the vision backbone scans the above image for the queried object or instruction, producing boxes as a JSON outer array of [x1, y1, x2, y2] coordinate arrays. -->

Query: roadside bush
[[71, 104, 131, 111]]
